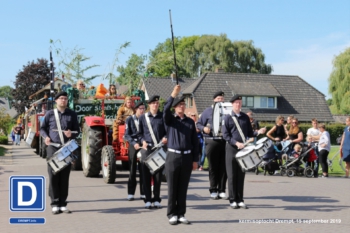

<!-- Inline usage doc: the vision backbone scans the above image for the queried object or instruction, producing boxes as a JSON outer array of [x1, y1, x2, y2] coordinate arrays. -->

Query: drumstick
[[256, 126, 266, 136], [53, 129, 79, 133]]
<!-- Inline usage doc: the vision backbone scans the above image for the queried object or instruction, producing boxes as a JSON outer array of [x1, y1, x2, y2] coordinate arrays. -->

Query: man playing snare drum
[[196, 91, 227, 200], [222, 95, 266, 209], [138, 95, 167, 209], [40, 91, 80, 214]]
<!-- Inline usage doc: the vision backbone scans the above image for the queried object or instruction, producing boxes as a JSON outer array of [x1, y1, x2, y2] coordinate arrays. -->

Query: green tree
[[0, 86, 13, 100], [147, 34, 272, 78], [328, 47, 350, 114], [116, 53, 147, 95], [0, 107, 12, 135], [50, 39, 100, 85], [12, 59, 51, 113]]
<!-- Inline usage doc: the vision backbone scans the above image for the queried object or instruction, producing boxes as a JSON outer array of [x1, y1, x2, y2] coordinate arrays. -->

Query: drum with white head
[[212, 102, 232, 136], [254, 143, 268, 159], [256, 137, 273, 150], [144, 147, 167, 174], [236, 145, 261, 171]]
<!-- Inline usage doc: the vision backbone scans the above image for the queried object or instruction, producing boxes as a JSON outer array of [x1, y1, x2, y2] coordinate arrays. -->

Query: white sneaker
[[238, 202, 248, 209], [230, 202, 239, 209], [52, 206, 59, 214], [178, 216, 190, 224], [145, 202, 152, 209], [153, 201, 162, 209], [169, 216, 178, 225], [127, 194, 134, 201], [140, 195, 146, 199], [274, 171, 280, 175], [219, 192, 226, 199], [210, 192, 218, 199], [59, 206, 72, 213]]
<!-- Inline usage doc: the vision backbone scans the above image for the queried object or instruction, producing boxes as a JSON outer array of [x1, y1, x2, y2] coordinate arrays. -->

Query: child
[[282, 144, 302, 161]]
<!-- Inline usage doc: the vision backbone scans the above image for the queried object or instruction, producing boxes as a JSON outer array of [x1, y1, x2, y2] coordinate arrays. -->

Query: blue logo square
[[9, 176, 46, 212]]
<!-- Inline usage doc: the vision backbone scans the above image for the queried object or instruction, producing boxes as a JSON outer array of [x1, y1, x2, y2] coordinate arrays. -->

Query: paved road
[[0, 141, 349, 233]]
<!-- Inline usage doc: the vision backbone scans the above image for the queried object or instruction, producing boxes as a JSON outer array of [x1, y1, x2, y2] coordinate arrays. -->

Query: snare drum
[[256, 137, 272, 150], [47, 140, 79, 174], [254, 143, 268, 159], [236, 145, 261, 171], [212, 102, 232, 136], [144, 147, 167, 174]]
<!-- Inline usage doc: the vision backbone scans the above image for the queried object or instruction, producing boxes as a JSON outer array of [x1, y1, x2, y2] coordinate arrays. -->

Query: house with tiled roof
[[0, 98, 19, 119], [182, 71, 334, 122], [139, 76, 198, 101]]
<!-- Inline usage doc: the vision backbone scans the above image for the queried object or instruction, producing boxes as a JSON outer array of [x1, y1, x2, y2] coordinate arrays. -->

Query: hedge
[[0, 136, 8, 145], [259, 123, 345, 145]]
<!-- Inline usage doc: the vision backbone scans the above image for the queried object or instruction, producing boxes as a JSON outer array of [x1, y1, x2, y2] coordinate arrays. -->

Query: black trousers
[[47, 145, 71, 207], [205, 138, 227, 193], [141, 146, 163, 203], [319, 150, 329, 174], [225, 143, 245, 203], [166, 151, 193, 219], [127, 144, 144, 196]]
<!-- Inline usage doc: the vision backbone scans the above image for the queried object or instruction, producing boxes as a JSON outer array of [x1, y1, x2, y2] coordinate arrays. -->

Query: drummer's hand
[[64, 130, 72, 138], [275, 137, 280, 141], [203, 127, 210, 134], [142, 141, 148, 150], [161, 137, 167, 144], [171, 85, 181, 98], [134, 144, 140, 150], [45, 137, 51, 146], [236, 142, 245, 149], [192, 162, 198, 171], [258, 127, 266, 135]]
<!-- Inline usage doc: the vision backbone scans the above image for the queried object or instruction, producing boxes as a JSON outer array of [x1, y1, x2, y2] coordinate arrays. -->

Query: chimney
[[215, 67, 224, 73]]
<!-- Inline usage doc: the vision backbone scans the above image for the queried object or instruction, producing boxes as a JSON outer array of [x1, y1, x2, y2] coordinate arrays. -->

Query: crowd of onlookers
[[187, 111, 350, 178]]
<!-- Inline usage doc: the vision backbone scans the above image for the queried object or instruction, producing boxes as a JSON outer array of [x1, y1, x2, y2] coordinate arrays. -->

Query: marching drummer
[[222, 95, 266, 209], [163, 85, 199, 225], [124, 101, 146, 201], [40, 91, 80, 214], [196, 91, 227, 200], [137, 95, 167, 209]]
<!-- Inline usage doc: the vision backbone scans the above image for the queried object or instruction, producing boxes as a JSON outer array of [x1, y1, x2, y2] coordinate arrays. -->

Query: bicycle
[[327, 149, 346, 172]]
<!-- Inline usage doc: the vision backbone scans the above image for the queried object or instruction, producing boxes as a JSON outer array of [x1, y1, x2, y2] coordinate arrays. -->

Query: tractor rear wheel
[[81, 123, 103, 177], [41, 136, 47, 159], [101, 146, 116, 184]]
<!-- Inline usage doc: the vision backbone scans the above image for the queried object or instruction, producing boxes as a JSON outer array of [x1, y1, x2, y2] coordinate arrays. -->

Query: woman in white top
[[318, 123, 331, 177]]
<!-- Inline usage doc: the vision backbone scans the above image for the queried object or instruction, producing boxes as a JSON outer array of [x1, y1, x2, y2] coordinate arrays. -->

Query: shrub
[[0, 135, 8, 145]]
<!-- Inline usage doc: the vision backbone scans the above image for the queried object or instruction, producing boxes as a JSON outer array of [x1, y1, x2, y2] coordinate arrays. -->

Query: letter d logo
[[10, 176, 45, 212]]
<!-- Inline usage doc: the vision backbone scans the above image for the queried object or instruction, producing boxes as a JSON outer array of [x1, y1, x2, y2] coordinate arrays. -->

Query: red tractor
[[80, 96, 140, 184]]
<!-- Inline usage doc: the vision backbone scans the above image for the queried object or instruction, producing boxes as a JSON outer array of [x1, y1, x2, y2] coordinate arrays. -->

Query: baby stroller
[[256, 141, 291, 176], [280, 142, 317, 178]]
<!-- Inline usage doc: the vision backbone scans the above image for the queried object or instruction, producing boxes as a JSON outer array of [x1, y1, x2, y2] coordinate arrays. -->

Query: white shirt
[[318, 131, 331, 152], [307, 127, 321, 141]]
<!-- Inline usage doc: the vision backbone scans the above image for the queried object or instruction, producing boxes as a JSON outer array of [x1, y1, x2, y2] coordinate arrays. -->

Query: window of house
[[260, 97, 275, 108], [242, 96, 254, 107], [187, 97, 193, 108]]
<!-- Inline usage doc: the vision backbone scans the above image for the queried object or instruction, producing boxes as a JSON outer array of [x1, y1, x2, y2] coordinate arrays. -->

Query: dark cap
[[172, 96, 186, 107], [147, 95, 160, 104], [54, 91, 68, 100], [213, 91, 224, 99], [230, 94, 242, 103], [134, 101, 144, 109]]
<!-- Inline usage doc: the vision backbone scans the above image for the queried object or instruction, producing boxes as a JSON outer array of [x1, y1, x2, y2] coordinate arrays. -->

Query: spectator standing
[[340, 116, 350, 178], [318, 123, 331, 178], [306, 118, 321, 177]]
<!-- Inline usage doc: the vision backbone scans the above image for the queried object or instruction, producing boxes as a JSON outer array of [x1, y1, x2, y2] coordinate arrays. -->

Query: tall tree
[[0, 86, 13, 100], [116, 53, 147, 95], [50, 40, 100, 85], [12, 59, 50, 113], [147, 34, 272, 78], [328, 47, 350, 114]]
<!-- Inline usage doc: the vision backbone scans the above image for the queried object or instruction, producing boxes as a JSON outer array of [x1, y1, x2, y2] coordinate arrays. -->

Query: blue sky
[[1, 0, 349, 99]]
